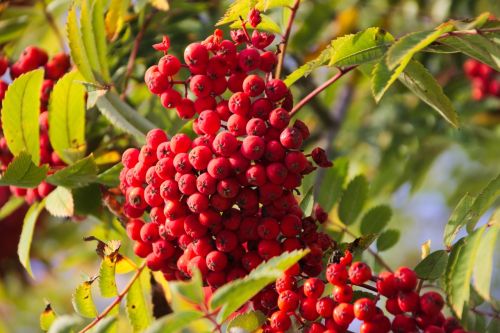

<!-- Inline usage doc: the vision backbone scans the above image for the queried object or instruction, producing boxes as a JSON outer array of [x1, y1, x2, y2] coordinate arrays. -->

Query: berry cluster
[[463, 59, 499, 100], [0, 47, 71, 204], [262, 254, 470, 332]]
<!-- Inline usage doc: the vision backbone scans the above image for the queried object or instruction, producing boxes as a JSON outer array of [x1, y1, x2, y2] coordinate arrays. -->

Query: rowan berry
[[333, 303, 355, 327], [316, 297, 335, 318], [395, 266, 418, 291], [420, 291, 444, 315], [270, 310, 291, 331], [353, 298, 377, 321]]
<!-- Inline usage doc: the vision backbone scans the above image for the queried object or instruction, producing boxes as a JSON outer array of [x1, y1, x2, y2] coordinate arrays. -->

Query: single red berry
[[353, 298, 377, 321], [419, 291, 444, 316], [348, 261, 372, 285], [326, 263, 349, 286], [377, 271, 398, 297], [333, 284, 353, 303], [270, 310, 291, 331], [238, 48, 261, 72], [333, 303, 355, 327], [184, 42, 209, 68], [392, 314, 417, 332], [397, 291, 420, 313], [269, 108, 290, 129], [300, 297, 320, 321], [228, 91, 251, 116], [158, 54, 181, 76], [206, 250, 228, 272], [395, 267, 418, 291], [316, 297, 335, 318], [277, 289, 299, 312], [265, 79, 287, 101]]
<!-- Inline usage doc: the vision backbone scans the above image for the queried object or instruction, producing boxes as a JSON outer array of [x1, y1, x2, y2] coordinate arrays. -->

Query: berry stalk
[[275, 0, 301, 79]]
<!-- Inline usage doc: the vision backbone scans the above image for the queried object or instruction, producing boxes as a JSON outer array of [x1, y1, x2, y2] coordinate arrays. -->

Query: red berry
[[397, 291, 420, 313], [316, 297, 335, 318], [270, 310, 291, 331], [395, 267, 418, 291], [333, 303, 354, 327], [158, 54, 181, 76], [303, 277, 325, 298], [300, 297, 320, 321], [333, 284, 353, 303], [277, 290, 299, 312], [419, 291, 444, 316], [353, 298, 377, 321], [348, 261, 372, 285], [377, 272, 398, 297], [265, 79, 287, 101], [238, 48, 260, 72]]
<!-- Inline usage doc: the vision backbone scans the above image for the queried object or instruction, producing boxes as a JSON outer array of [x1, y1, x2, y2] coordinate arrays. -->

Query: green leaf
[[48, 70, 87, 164], [92, 0, 111, 82], [258, 0, 295, 10], [444, 194, 475, 247], [465, 173, 500, 232], [230, 14, 281, 34], [105, 0, 129, 41], [72, 278, 98, 318], [97, 163, 123, 187], [67, 5, 95, 82], [346, 233, 379, 254], [89, 316, 117, 333], [360, 205, 392, 235], [445, 226, 486, 318], [47, 315, 83, 333], [45, 187, 74, 218], [99, 256, 118, 297], [299, 187, 314, 216], [440, 33, 500, 71], [316, 157, 349, 212], [473, 225, 499, 302], [338, 175, 368, 225], [329, 27, 394, 67], [46, 155, 98, 188], [81, 0, 103, 78], [399, 60, 458, 127], [169, 269, 203, 305], [143, 311, 204, 333], [414, 250, 448, 280], [18, 200, 45, 278], [371, 54, 394, 102], [216, 0, 258, 26], [126, 274, 151, 332], [0, 152, 48, 188], [1, 69, 43, 164], [73, 184, 102, 216], [227, 310, 266, 332], [376, 229, 400, 251], [0, 196, 24, 219], [487, 318, 500, 333], [40, 304, 57, 331], [386, 23, 454, 70], [284, 46, 333, 86], [211, 249, 308, 322], [95, 90, 152, 143]]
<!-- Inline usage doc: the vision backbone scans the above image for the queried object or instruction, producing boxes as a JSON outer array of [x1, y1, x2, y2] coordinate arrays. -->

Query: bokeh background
[[0, 0, 499, 332]]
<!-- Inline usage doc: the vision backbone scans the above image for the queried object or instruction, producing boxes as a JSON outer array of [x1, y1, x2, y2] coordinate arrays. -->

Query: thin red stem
[[275, 0, 301, 79], [290, 65, 357, 116]]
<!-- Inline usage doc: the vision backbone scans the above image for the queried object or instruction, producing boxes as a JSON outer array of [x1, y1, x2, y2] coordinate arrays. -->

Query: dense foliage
[[0, 1, 499, 332]]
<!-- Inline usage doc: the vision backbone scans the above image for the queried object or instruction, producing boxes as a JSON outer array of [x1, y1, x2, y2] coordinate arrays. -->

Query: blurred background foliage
[[0, 0, 499, 332]]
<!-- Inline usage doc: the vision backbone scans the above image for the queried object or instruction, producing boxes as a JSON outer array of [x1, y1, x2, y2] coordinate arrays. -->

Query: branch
[[121, 10, 157, 99], [78, 262, 147, 333], [290, 65, 357, 116], [274, 0, 301, 79]]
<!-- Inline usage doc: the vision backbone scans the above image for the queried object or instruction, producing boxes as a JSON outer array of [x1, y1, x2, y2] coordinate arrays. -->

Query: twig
[[274, 0, 301, 79], [290, 65, 357, 116], [39, 0, 65, 51], [332, 220, 394, 273], [121, 10, 157, 99], [78, 262, 147, 333], [438, 27, 500, 39], [470, 307, 500, 319]]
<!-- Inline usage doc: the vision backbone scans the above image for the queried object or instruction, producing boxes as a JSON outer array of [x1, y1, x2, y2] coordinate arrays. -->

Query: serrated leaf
[[97, 163, 123, 187], [329, 27, 394, 67], [18, 200, 45, 278], [47, 315, 83, 333], [230, 14, 281, 34], [211, 249, 308, 322], [317, 157, 349, 212], [169, 269, 203, 305], [92, 0, 111, 82], [414, 250, 448, 280], [81, 0, 103, 78], [338, 175, 368, 225], [299, 187, 314, 216], [67, 5, 95, 82], [445, 226, 486, 318], [72, 278, 98, 318], [386, 23, 454, 70], [0, 152, 48, 188], [99, 256, 118, 297], [440, 33, 500, 71], [95, 90, 153, 143], [48, 70, 87, 164], [45, 187, 74, 217], [0, 196, 24, 219], [105, 0, 129, 41], [216, 0, 258, 26], [89, 316, 117, 333], [40, 304, 57, 331], [284, 46, 333, 86], [126, 274, 151, 332], [259, 0, 295, 10], [399, 60, 458, 127], [46, 155, 98, 188], [360, 205, 392, 235], [371, 54, 394, 102], [473, 225, 499, 302], [227, 310, 266, 332], [143, 311, 203, 333], [1, 69, 43, 164], [444, 194, 475, 247], [465, 173, 500, 232], [376, 229, 400, 251]]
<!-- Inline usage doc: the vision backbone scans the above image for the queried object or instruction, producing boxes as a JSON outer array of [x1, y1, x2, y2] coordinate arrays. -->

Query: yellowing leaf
[[105, 0, 129, 41]]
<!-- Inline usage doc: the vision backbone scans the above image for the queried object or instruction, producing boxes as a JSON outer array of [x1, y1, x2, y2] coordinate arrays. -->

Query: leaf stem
[[121, 10, 157, 99], [78, 262, 147, 333], [274, 0, 301, 79], [290, 65, 357, 116]]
